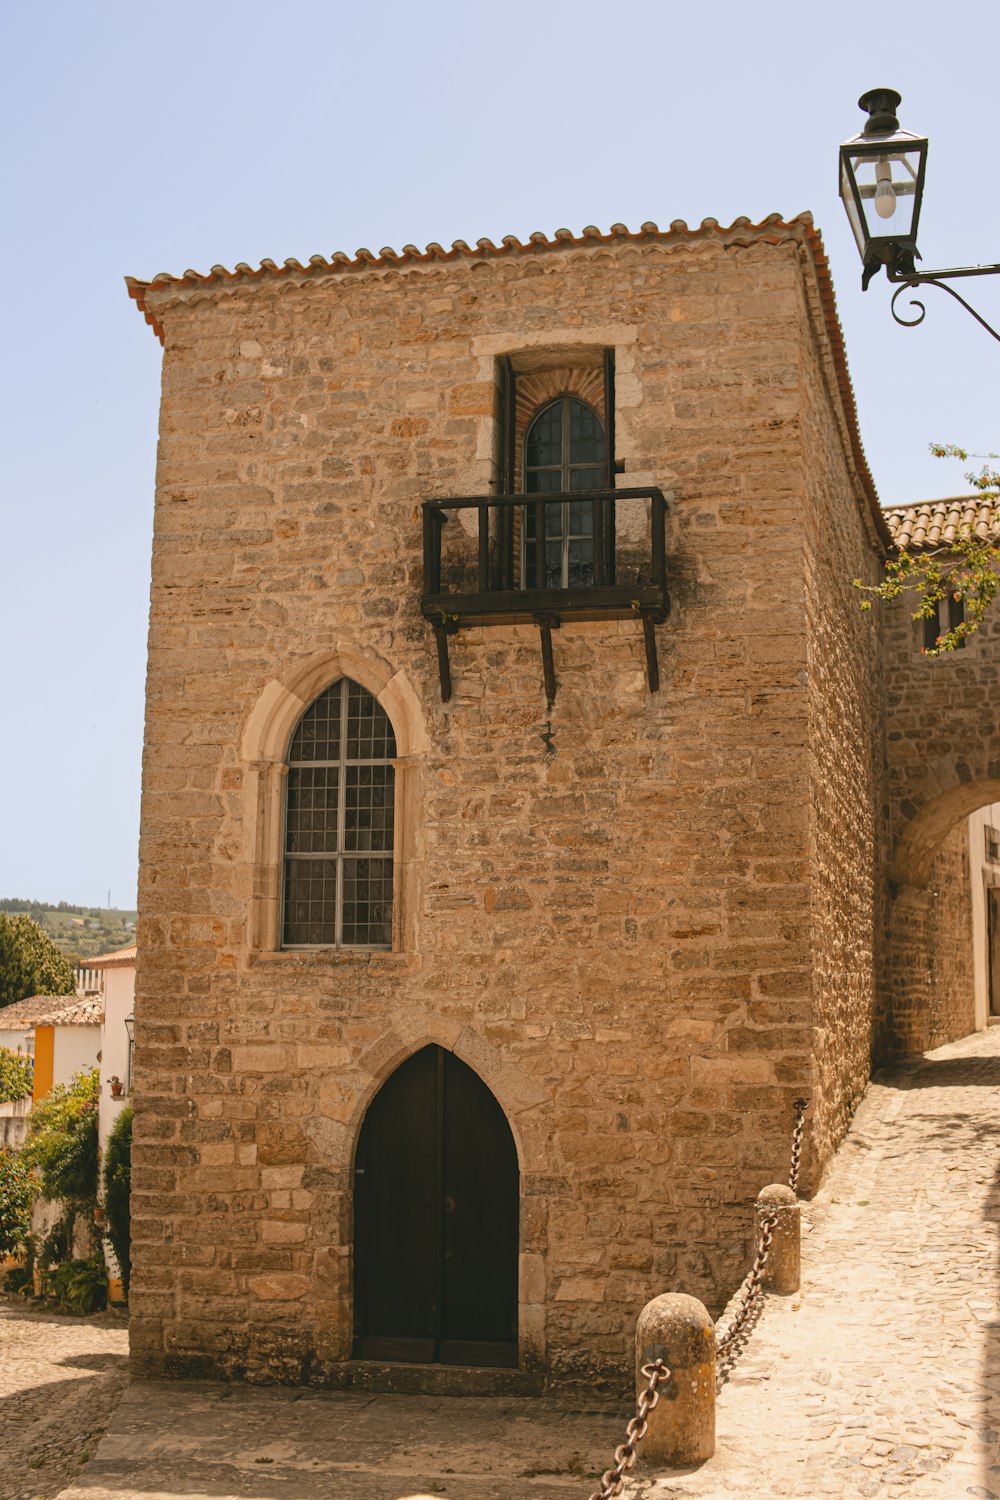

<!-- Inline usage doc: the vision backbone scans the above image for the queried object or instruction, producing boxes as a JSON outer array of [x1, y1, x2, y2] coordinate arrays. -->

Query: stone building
[[880, 496, 1000, 1056], [125, 215, 1000, 1388]]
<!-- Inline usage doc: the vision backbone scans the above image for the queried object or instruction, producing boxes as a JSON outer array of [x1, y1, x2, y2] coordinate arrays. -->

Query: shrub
[[44, 1255, 107, 1314], [0, 1046, 33, 1105], [103, 1103, 132, 1295], [0, 1145, 36, 1257], [21, 1067, 100, 1204], [3, 1260, 33, 1295]]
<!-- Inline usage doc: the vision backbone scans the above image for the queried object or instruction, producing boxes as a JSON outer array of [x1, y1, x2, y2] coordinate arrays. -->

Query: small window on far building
[[922, 594, 966, 651], [986, 826, 1000, 865]]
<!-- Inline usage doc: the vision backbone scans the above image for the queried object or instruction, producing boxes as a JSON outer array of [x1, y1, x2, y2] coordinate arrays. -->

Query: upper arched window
[[282, 678, 396, 949], [523, 395, 606, 588]]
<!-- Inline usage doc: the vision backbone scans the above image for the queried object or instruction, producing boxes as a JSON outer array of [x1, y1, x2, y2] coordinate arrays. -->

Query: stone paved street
[[38, 1025, 1000, 1499], [0, 1301, 128, 1500], [625, 1024, 1000, 1499]]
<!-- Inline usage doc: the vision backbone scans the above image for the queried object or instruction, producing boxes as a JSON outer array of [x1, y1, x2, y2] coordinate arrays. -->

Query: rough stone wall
[[924, 822, 976, 1047], [132, 233, 871, 1388], [887, 824, 976, 1053], [883, 598, 1000, 1055], [792, 280, 887, 1168]]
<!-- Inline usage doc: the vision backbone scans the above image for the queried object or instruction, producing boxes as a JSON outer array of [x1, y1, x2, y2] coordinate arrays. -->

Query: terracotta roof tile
[[0, 993, 91, 1030], [81, 945, 136, 969], [883, 495, 1000, 550], [125, 212, 889, 552], [33, 996, 103, 1027]]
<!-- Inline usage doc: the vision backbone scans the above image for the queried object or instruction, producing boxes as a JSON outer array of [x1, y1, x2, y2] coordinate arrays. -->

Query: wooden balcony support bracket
[[534, 613, 560, 710], [431, 616, 458, 704], [640, 607, 661, 694]]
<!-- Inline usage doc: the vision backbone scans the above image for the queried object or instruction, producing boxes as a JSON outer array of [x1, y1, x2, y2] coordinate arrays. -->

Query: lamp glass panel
[[840, 157, 868, 255], [846, 146, 921, 241]]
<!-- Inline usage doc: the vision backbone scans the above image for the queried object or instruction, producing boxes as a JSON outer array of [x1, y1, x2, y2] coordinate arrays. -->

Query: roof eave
[[125, 211, 888, 553]]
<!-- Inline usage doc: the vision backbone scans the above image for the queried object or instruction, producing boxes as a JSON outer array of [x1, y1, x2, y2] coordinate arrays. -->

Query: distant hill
[[0, 899, 137, 962]]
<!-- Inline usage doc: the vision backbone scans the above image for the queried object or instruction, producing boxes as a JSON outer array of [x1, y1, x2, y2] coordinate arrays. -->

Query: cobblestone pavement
[[0, 1300, 128, 1500], [46, 1024, 1000, 1500], [624, 1024, 1000, 1499]]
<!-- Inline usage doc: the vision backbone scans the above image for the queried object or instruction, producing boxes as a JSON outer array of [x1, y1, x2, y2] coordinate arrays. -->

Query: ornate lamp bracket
[[886, 250, 1000, 343]]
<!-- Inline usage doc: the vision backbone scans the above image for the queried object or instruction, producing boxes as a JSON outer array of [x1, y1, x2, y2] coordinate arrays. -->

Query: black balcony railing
[[421, 488, 669, 704]]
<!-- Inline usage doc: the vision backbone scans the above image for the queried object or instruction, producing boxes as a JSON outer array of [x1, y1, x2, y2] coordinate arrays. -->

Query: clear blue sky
[[2, 0, 997, 909]]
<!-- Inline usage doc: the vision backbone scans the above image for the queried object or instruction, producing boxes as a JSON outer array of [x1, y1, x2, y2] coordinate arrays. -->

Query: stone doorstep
[[332, 1359, 545, 1397]]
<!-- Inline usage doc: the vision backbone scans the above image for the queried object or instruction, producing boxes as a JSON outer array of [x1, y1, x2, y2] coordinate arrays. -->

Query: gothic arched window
[[523, 395, 606, 588], [282, 678, 396, 948]]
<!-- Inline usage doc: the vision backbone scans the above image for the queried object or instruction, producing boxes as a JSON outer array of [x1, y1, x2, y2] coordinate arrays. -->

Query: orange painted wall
[[32, 1026, 54, 1102]]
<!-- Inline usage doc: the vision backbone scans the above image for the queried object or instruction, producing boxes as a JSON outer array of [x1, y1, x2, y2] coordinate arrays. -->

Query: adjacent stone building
[[880, 496, 1000, 1056], [125, 214, 999, 1388]]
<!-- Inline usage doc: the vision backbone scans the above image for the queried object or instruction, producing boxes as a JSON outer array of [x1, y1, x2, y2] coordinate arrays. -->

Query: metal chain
[[715, 1097, 809, 1386], [788, 1097, 809, 1196], [586, 1100, 810, 1490], [588, 1359, 670, 1500], [715, 1210, 776, 1378]]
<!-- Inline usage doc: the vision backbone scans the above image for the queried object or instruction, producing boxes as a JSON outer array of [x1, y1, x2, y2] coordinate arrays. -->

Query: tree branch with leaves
[[855, 445, 1000, 655]]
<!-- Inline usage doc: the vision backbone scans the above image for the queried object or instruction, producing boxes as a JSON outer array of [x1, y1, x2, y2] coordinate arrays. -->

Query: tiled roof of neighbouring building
[[82, 945, 137, 969], [35, 996, 103, 1026], [0, 992, 98, 1030], [125, 212, 890, 553], [883, 495, 1000, 550]]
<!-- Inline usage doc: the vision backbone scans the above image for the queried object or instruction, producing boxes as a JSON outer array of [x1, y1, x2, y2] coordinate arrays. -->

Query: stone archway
[[886, 780, 1000, 1057], [882, 591, 1000, 1057], [893, 780, 1000, 891]]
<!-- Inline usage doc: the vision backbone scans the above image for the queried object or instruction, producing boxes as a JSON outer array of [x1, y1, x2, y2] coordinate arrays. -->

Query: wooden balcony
[[421, 488, 669, 703]]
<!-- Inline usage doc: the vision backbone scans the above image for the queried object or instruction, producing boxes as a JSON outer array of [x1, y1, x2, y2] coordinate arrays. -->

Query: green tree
[[0, 913, 75, 1008], [0, 1046, 33, 1104], [103, 1103, 132, 1296], [855, 446, 1000, 655], [0, 1147, 36, 1258], [21, 1067, 100, 1205]]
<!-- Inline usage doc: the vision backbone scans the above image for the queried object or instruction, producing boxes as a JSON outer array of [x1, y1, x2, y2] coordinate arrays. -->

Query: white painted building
[[85, 946, 136, 1153]]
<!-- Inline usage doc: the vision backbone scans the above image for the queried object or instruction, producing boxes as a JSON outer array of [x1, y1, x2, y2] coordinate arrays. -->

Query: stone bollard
[[635, 1293, 715, 1466], [756, 1184, 800, 1294]]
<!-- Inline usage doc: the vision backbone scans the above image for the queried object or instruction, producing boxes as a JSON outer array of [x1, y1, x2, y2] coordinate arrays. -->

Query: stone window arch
[[240, 648, 427, 956]]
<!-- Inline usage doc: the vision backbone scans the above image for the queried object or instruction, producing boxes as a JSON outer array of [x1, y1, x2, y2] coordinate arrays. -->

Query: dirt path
[[0, 1300, 128, 1500]]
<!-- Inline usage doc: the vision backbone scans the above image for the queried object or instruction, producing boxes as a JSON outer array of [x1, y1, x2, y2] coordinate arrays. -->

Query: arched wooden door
[[353, 1045, 518, 1367]]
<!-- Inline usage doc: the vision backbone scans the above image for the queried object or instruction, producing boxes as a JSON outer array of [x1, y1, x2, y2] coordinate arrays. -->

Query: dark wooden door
[[354, 1045, 518, 1367]]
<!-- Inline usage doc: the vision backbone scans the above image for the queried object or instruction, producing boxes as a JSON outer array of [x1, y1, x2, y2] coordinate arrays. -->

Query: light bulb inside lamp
[[874, 159, 896, 220]]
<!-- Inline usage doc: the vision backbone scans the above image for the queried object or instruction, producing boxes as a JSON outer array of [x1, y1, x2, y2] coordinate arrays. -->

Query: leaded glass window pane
[[341, 857, 394, 947], [283, 858, 338, 946], [523, 395, 605, 588], [525, 403, 562, 468], [282, 678, 396, 948]]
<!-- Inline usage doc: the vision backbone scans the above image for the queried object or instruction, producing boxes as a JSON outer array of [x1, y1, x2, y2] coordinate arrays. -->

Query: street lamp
[[840, 89, 1000, 341], [839, 89, 926, 290], [124, 1013, 135, 1091]]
